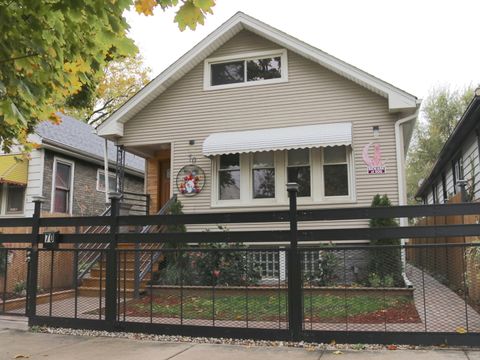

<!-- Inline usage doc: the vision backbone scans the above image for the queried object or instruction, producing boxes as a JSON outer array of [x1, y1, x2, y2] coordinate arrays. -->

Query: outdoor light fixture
[[373, 126, 380, 138]]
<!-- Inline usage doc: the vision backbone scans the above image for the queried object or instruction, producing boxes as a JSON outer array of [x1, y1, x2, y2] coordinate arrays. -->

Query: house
[[97, 12, 420, 235], [0, 114, 145, 217], [416, 88, 480, 204]]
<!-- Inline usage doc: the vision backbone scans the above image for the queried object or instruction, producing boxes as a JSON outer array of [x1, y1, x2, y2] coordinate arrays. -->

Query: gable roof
[[97, 12, 419, 139], [415, 89, 480, 198], [36, 114, 145, 175]]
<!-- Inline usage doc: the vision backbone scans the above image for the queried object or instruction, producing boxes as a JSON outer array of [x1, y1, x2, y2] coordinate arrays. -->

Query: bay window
[[252, 152, 275, 199], [214, 147, 353, 205], [323, 146, 349, 197], [287, 149, 311, 197]]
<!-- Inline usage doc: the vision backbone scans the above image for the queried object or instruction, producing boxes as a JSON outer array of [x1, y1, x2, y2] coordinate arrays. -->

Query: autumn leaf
[[135, 0, 157, 16], [193, 0, 215, 13], [333, 350, 343, 355], [386, 344, 398, 350], [456, 326, 467, 334], [174, 1, 205, 31]]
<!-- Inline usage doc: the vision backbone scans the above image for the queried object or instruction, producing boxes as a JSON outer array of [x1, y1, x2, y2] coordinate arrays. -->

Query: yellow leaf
[[333, 350, 343, 355], [456, 326, 467, 334], [14, 355, 30, 359], [193, 0, 215, 13], [174, 2, 205, 31], [135, 0, 157, 16]]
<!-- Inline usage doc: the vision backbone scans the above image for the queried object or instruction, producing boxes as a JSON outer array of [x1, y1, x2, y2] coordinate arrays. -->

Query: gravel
[[31, 326, 478, 351]]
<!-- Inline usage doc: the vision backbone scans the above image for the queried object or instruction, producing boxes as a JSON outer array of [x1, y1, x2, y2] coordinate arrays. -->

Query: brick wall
[[42, 150, 144, 216]]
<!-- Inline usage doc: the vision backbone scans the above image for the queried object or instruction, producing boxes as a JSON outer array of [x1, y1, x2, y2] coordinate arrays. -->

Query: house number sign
[[176, 164, 205, 196]]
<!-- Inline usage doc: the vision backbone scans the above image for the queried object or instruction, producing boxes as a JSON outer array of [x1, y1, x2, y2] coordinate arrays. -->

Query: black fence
[[1, 188, 480, 346]]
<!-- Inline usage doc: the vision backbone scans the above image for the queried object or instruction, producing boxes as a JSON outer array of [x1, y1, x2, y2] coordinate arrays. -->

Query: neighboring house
[[0, 114, 145, 217], [416, 89, 480, 204], [98, 12, 420, 238]]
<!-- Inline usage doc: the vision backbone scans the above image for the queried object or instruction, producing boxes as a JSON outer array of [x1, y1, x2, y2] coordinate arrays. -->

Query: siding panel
[[121, 30, 399, 231]]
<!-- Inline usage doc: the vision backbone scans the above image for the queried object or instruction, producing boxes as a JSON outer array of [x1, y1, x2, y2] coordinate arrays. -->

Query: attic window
[[204, 50, 287, 90]]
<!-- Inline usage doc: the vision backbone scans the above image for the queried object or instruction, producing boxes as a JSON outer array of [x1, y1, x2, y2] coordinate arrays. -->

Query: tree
[[64, 54, 151, 125], [406, 86, 474, 202], [368, 194, 403, 287], [0, 0, 216, 153]]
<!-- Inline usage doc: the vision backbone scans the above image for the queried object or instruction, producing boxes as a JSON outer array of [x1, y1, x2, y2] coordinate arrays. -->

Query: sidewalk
[[0, 318, 479, 360]]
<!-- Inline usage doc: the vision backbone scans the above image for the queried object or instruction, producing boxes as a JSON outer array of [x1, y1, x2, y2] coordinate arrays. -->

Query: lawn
[[122, 293, 420, 323]]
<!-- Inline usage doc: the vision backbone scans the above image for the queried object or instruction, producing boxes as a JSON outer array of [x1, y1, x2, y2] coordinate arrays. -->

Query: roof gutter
[[41, 140, 144, 178], [395, 107, 420, 212]]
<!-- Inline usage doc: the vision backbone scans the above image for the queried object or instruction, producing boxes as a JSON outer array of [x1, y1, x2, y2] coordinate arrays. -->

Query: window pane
[[247, 57, 281, 82], [324, 146, 347, 164], [288, 149, 309, 166], [108, 176, 117, 192], [6, 185, 24, 213], [324, 164, 348, 196], [54, 189, 69, 213], [219, 170, 240, 200], [253, 168, 275, 198], [55, 162, 71, 189], [253, 152, 274, 168], [287, 167, 311, 197], [220, 154, 240, 170], [211, 61, 245, 86]]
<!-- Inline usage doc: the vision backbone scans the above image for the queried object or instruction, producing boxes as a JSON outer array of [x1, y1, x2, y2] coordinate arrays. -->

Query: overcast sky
[[125, 0, 479, 102]]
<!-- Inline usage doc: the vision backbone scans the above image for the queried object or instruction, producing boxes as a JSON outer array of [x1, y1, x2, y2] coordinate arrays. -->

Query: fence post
[[27, 196, 45, 324], [105, 192, 121, 329], [287, 182, 302, 341]]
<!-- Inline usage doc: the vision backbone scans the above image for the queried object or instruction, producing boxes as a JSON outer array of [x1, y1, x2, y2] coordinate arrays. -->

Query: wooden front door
[[158, 159, 171, 210]]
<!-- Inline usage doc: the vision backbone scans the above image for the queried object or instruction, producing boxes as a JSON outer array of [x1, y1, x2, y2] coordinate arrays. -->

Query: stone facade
[[42, 150, 144, 216]]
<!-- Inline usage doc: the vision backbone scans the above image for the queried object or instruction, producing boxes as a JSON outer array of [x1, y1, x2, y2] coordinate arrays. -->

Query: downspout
[[394, 105, 420, 288], [104, 139, 109, 204]]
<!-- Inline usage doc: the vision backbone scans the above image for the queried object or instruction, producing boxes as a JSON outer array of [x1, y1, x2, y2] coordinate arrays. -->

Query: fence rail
[[1, 189, 480, 346]]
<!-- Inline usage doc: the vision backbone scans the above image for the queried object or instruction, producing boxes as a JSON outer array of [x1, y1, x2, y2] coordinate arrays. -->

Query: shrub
[[304, 247, 339, 286], [368, 194, 404, 287]]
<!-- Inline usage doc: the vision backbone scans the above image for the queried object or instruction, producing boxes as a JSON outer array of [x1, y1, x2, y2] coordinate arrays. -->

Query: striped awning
[[202, 122, 352, 156], [0, 155, 28, 185]]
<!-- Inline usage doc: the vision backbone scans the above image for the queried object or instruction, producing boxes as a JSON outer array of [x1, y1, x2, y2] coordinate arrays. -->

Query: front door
[[158, 159, 171, 210]]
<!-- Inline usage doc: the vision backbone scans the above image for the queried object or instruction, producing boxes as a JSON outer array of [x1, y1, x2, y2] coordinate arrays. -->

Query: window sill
[[211, 198, 357, 209]]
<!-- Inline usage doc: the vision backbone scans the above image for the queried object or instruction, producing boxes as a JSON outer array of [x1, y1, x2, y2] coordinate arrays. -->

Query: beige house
[[98, 12, 420, 233]]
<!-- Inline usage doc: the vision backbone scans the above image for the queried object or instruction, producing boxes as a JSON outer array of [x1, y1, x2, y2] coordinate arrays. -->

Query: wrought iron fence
[[1, 189, 480, 346]]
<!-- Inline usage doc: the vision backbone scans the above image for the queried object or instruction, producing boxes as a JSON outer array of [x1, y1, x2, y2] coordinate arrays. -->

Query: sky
[[125, 0, 480, 103]]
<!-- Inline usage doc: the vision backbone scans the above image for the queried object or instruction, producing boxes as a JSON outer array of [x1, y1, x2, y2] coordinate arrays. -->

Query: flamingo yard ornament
[[362, 142, 386, 174]]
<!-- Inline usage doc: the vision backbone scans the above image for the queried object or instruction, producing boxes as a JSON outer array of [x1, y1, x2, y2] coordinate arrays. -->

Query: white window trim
[[96, 169, 117, 193], [321, 147, 355, 201], [0, 183, 26, 216], [203, 49, 288, 91], [51, 157, 75, 215], [211, 147, 356, 208]]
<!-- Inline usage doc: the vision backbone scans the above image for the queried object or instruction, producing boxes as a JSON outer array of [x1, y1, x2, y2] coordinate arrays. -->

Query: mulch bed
[[305, 303, 421, 324]]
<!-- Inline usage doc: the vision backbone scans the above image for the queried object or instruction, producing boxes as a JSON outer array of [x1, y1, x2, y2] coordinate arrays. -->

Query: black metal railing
[[1, 188, 480, 346]]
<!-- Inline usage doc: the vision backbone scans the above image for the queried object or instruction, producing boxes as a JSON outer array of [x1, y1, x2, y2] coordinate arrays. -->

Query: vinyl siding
[[423, 131, 480, 203], [121, 30, 400, 233], [24, 148, 44, 216]]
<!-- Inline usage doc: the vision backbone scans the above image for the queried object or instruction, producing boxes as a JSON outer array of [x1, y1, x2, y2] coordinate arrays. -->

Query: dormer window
[[204, 50, 287, 90]]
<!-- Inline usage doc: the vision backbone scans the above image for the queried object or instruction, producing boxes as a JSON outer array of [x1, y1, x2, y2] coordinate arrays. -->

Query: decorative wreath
[[176, 164, 206, 196]]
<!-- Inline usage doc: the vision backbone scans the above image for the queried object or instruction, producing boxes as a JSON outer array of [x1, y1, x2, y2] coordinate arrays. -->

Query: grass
[[126, 293, 413, 322]]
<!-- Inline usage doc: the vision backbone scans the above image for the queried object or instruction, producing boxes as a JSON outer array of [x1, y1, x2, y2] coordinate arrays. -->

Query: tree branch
[[0, 52, 38, 64]]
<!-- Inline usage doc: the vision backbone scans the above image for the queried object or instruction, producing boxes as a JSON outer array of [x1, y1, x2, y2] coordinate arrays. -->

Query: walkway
[[0, 326, 479, 360]]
